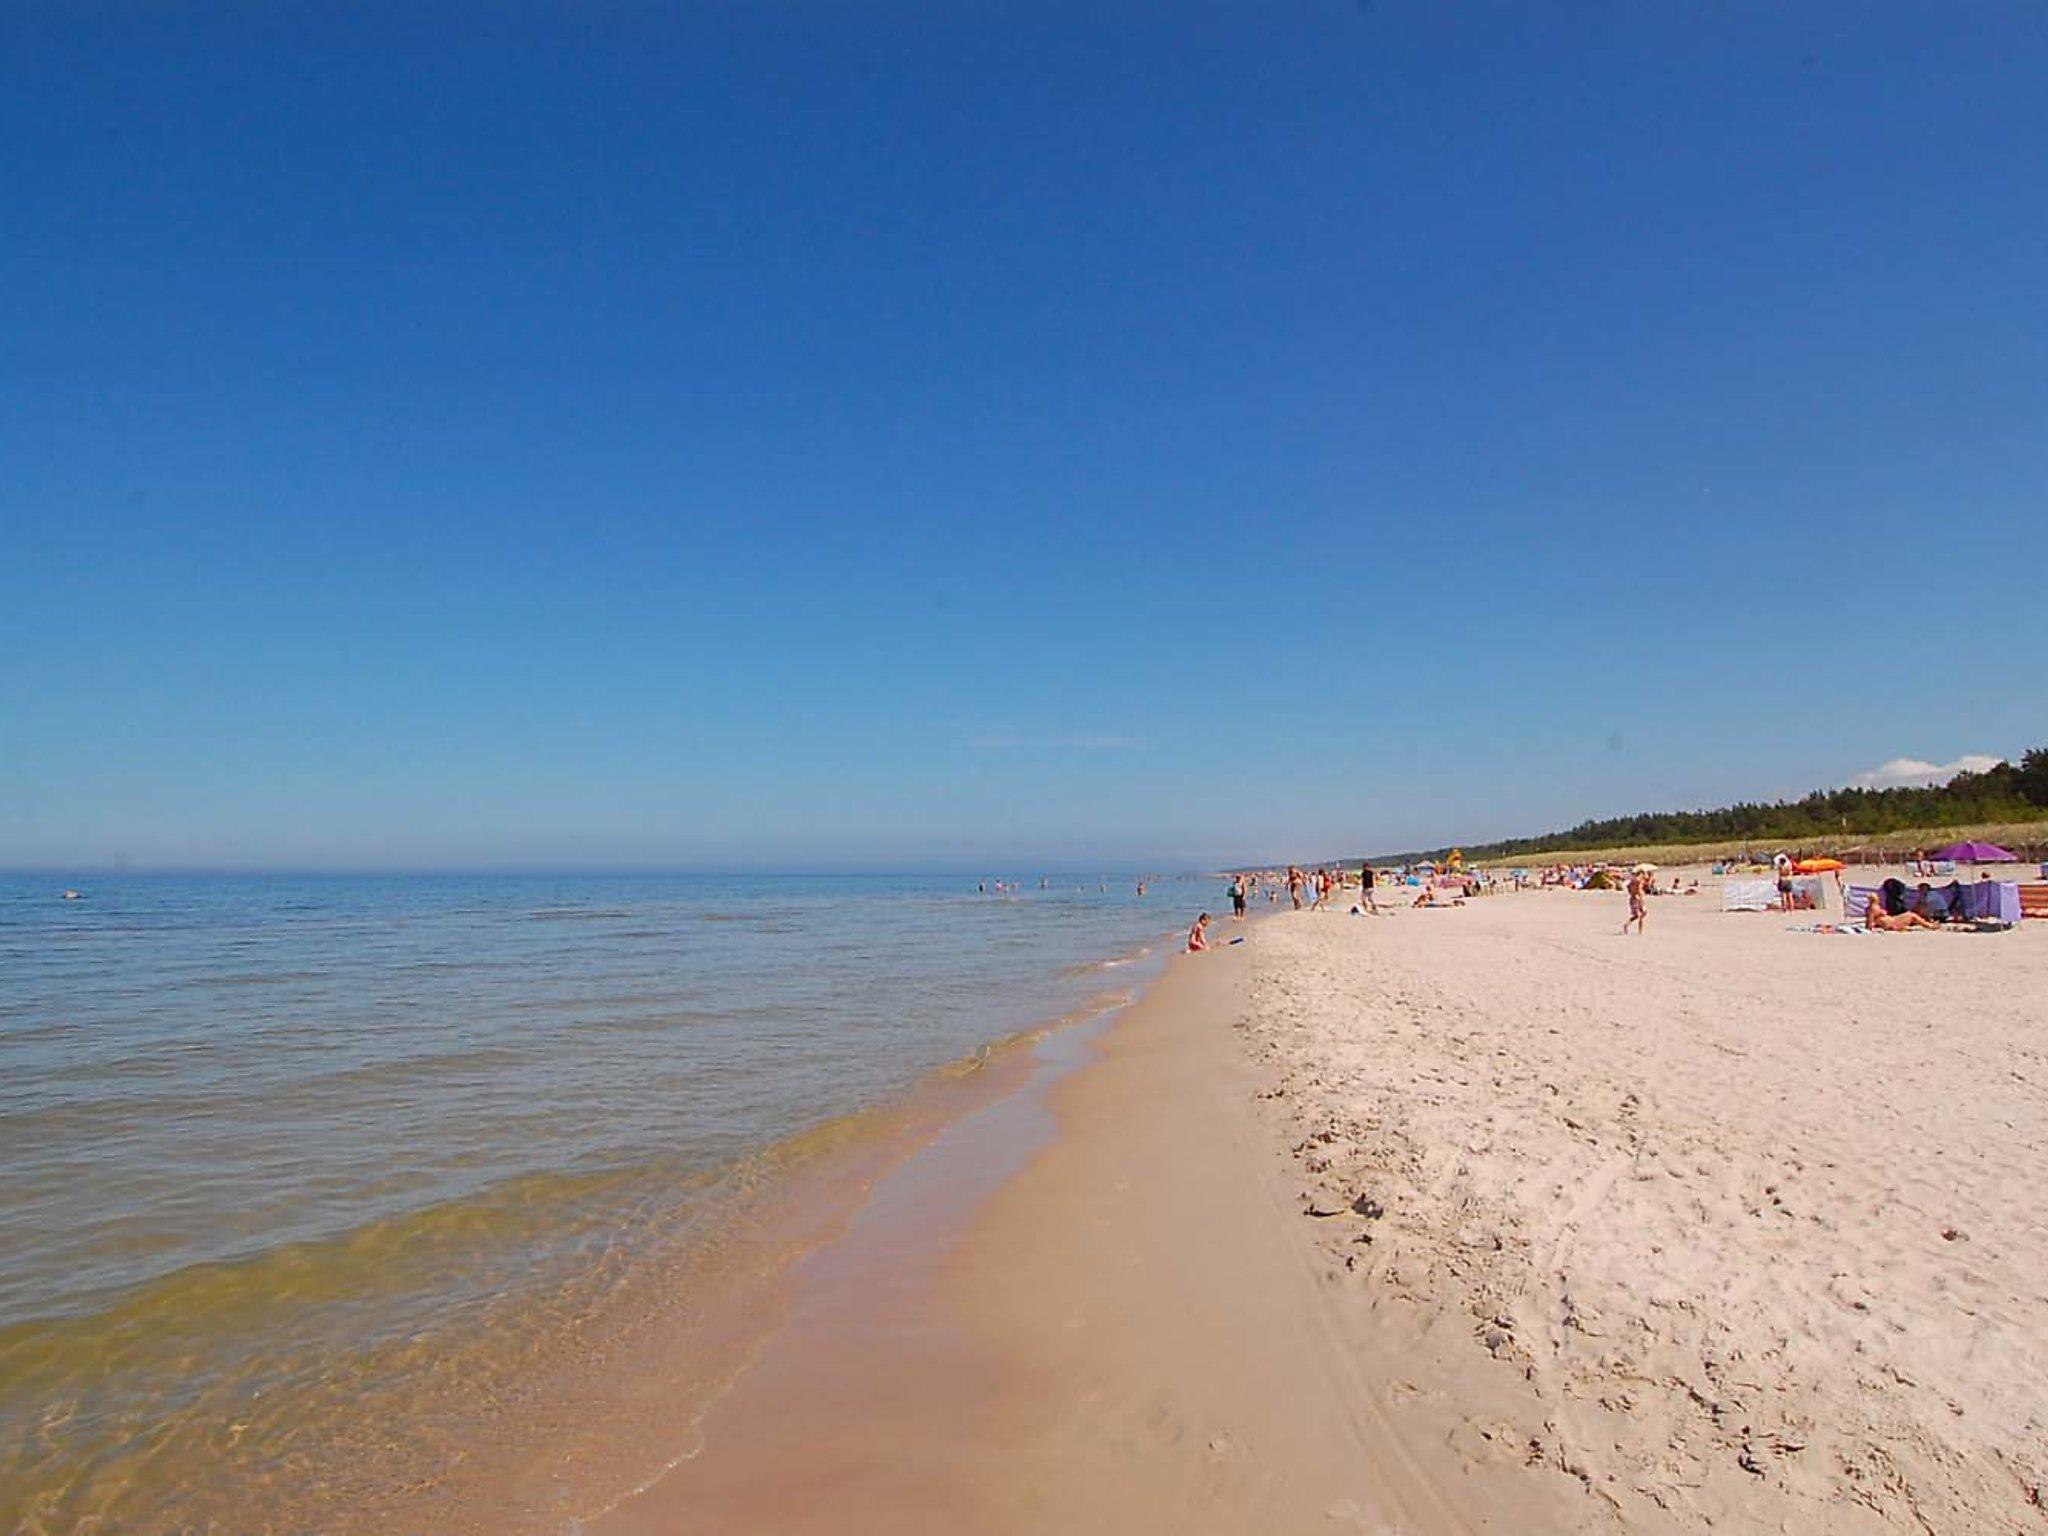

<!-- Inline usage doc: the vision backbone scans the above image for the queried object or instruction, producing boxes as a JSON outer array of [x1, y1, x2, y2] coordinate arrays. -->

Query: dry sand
[[593, 883, 2048, 1534], [1250, 880, 2048, 1532]]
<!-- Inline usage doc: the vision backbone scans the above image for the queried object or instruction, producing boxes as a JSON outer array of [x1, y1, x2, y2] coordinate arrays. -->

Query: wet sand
[[591, 932, 1540, 1534]]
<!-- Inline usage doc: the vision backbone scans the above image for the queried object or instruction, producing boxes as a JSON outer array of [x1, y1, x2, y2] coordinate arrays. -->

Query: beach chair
[[2020, 885, 2048, 922]]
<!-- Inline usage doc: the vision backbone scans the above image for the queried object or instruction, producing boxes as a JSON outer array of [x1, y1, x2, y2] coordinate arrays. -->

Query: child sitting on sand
[[1186, 913, 1212, 952]]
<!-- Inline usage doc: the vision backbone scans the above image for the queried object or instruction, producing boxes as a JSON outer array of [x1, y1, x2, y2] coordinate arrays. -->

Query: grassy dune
[[1470, 818, 2048, 871]]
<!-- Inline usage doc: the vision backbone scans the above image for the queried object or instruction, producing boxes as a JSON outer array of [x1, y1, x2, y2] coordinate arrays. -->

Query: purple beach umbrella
[[1934, 840, 2017, 863]]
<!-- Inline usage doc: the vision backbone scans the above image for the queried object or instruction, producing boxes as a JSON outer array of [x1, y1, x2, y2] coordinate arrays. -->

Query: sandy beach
[[1243, 880, 2048, 1532], [18, 11, 2048, 1532], [595, 877, 2048, 1534]]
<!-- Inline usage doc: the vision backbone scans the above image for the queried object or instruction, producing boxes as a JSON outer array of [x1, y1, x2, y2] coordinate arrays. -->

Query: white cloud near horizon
[[1848, 754, 2005, 790]]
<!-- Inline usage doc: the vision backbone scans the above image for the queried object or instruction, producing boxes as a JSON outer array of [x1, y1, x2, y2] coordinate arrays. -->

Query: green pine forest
[[1388, 748, 2048, 865]]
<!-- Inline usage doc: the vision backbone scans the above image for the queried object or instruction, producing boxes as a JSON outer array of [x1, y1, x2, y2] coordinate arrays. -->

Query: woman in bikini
[[1865, 895, 1938, 931]]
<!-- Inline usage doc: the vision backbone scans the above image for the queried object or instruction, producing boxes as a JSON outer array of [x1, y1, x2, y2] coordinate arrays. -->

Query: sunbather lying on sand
[[1866, 896, 1939, 932]]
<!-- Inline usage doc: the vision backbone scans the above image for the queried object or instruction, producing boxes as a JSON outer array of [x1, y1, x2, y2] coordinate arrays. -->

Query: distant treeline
[[1381, 749, 2048, 864]]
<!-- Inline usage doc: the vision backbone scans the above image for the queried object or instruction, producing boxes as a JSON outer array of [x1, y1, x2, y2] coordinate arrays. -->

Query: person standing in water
[[1229, 873, 1248, 920]]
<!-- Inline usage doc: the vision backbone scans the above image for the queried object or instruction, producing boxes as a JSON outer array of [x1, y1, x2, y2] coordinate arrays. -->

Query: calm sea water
[[0, 871, 1197, 1532]]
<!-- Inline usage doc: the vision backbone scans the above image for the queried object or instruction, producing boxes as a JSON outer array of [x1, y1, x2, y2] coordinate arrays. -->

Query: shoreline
[[589, 915, 1526, 1533], [0, 878, 1184, 1536], [509, 955, 1179, 1535], [585, 885, 2048, 1535], [582, 959, 1168, 1533]]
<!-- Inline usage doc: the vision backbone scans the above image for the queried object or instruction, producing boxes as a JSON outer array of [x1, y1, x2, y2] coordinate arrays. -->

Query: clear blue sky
[[4, 3, 2044, 871]]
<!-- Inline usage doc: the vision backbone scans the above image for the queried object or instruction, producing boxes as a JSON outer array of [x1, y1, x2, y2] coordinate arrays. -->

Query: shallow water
[[0, 871, 1196, 1532]]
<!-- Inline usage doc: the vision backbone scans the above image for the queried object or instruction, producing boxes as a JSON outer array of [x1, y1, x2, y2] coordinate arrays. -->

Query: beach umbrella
[[1934, 841, 2016, 863]]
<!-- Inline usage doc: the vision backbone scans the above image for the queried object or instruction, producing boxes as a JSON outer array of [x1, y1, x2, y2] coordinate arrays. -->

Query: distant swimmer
[[61, 890, 83, 900]]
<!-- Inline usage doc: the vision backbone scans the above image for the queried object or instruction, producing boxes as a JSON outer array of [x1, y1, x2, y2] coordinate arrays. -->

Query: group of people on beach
[[1283, 866, 1340, 911], [1185, 848, 2024, 952], [1191, 869, 1266, 951], [1863, 873, 1998, 930], [1194, 862, 1387, 950]]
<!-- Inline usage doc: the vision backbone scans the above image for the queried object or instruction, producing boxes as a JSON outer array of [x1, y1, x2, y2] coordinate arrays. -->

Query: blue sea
[[0, 871, 1196, 1533]]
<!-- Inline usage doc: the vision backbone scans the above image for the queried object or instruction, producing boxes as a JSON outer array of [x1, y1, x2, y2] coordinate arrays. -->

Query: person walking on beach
[[1287, 867, 1303, 910], [1622, 869, 1648, 935], [1186, 913, 1212, 952], [1360, 860, 1378, 913], [1229, 873, 1248, 920]]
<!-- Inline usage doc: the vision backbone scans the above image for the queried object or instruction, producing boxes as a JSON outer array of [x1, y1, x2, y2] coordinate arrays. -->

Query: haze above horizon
[[5, 3, 2043, 872]]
